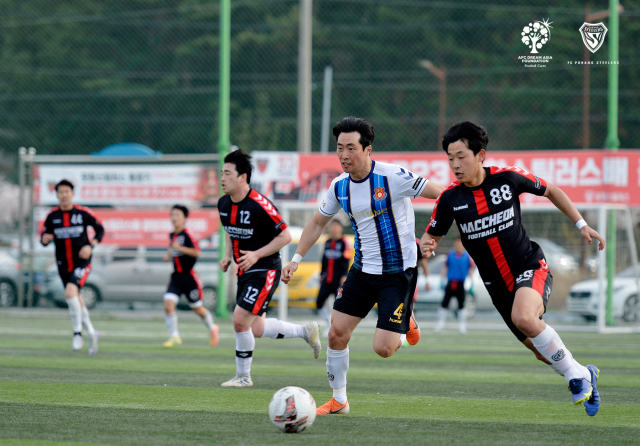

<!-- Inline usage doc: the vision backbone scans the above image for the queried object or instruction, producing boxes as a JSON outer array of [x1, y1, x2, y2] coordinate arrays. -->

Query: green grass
[[0, 311, 639, 446]]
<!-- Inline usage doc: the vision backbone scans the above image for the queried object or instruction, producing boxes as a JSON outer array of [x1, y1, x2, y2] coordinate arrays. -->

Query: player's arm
[[79, 209, 105, 259], [237, 227, 292, 271], [173, 244, 200, 258], [220, 232, 233, 272], [420, 232, 442, 259], [41, 214, 54, 246], [419, 257, 429, 277], [543, 182, 605, 250], [163, 248, 171, 262], [419, 180, 445, 200], [281, 211, 332, 284]]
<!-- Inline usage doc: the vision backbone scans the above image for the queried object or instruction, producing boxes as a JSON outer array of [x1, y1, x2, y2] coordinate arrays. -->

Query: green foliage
[[0, 0, 638, 159]]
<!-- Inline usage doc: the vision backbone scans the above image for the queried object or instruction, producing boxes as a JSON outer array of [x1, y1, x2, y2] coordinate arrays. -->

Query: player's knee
[[327, 325, 349, 349], [512, 312, 537, 335], [373, 342, 395, 358]]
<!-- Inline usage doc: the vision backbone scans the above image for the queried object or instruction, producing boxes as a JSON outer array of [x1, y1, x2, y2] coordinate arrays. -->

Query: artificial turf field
[[0, 310, 638, 446]]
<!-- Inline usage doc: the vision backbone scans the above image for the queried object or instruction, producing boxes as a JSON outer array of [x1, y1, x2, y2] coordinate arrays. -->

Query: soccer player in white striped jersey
[[282, 116, 444, 414]]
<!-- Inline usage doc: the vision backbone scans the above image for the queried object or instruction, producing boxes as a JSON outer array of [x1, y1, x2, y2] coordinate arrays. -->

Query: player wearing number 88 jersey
[[218, 149, 322, 388], [422, 121, 606, 416]]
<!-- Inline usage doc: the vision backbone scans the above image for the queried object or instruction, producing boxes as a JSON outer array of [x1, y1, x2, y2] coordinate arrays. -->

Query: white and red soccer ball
[[268, 386, 316, 433]]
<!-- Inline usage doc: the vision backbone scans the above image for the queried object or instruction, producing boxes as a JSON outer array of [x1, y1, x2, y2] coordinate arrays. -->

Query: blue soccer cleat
[[568, 378, 592, 405], [584, 365, 600, 416]]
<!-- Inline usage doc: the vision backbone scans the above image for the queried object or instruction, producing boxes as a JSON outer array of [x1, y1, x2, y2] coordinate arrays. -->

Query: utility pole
[[297, 0, 312, 153], [419, 60, 447, 147]]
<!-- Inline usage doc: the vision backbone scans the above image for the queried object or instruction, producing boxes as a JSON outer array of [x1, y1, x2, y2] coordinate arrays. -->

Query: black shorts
[[166, 271, 203, 308], [236, 269, 281, 316], [58, 262, 92, 289], [442, 280, 466, 309], [489, 258, 553, 342], [316, 279, 342, 309], [334, 267, 417, 334]]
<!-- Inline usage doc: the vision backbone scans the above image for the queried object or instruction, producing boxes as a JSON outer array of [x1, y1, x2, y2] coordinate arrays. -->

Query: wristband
[[576, 219, 587, 230], [291, 253, 303, 264]]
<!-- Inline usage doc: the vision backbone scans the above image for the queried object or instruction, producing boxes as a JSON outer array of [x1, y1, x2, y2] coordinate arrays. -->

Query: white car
[[567, 266, 640, 323], [415, 254, 494, 319], [43, 246, 219, 311]]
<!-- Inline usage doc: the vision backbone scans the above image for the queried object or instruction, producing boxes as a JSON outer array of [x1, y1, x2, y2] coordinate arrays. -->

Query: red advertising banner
[[36, 208, 219, 248], [251, 149, 640, 206]]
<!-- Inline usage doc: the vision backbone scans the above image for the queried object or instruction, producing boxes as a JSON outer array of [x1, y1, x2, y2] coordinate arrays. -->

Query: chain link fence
[[0, 0, 638, 177]]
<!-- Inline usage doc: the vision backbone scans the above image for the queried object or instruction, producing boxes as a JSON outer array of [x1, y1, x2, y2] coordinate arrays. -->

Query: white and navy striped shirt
[[319, 160, 428, 275]]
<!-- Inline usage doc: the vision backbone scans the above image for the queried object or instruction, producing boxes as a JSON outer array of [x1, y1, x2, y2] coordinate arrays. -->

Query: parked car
[[415, 254, 494, 319], [42, 246, 219, 311], [530, 238, 580, 275], [0, 250, 47, 307], [567, 265, 640, 322]]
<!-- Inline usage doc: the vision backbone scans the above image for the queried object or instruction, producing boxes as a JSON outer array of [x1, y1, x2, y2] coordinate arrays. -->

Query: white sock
[[81, 306, 95, 335], [530, 325, 588, 383], [66, 297, 82, 333], [236, 330, 255, 376], [326, 346, 349, 403], [437, 307, 447, 325], [200, 310, 215, 331], [165, 313, 179, 338], [459, 308, 467, 332], [399, 334, 407, 345], [261, 318, 304, 339], [319, 307, 331, 325], [574, 359, 592, 381]]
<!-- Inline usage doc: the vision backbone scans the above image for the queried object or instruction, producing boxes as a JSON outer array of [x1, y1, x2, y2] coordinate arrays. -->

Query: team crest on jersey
[[373, 187, 387, 202]]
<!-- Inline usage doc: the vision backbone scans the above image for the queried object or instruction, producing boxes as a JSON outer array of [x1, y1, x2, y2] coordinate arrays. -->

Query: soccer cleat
[[162, 336, 182, 348], [584, 365, 600, 416], [221, 374, 253, 388], [406, 313, 421, 346], [316, 398, 349, 415], [72, 333, 83, 351], [210, 324, 220, 347], [88, 330, 99, 356], [303, 321, 322, 359], [568, 378, 593, 405]]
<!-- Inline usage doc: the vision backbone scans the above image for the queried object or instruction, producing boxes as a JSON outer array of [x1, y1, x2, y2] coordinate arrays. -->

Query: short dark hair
[[330, 219, 343, 227], [55, 179, 74, 191], [224, 148, 252, 184], [332, 116, 375, 150], [171, 204, 189, 218], [442, 121, 489, 155]]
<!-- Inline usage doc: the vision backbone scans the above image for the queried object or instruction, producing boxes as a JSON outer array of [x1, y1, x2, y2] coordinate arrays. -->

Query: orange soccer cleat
[[316, 398, 350, 415], [406, 313, 421, 346], [210, 324, 220, 347]]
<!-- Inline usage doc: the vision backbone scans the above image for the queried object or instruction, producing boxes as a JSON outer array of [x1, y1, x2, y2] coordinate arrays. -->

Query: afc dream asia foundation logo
[[518, 19, 553, 68], [579, 22, 608, 53]]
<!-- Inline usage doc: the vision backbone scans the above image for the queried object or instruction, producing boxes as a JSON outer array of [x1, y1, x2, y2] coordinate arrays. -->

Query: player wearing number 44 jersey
[[218, 149, 322, 388], [282, 117, 445, 415], [41, 179, 103, 355], [421, 121, 605, 416]]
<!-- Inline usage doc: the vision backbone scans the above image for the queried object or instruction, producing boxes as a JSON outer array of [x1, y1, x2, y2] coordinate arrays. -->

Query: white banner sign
[[36, 164, 209, 206]]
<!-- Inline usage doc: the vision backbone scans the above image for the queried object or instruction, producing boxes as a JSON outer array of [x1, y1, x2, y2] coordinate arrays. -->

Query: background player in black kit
[[421, 121, 605, 416], [315, 219, 351, 331], [161, 205, 219, 349], [218, 149, 322, 388], [41, 179, 104, 355]]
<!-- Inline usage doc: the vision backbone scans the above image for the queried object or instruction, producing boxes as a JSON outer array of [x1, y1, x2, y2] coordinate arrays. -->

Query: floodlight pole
[[217, 0, 231, 319], [17, 147, 26, 307], [605, 0, 621, 326]]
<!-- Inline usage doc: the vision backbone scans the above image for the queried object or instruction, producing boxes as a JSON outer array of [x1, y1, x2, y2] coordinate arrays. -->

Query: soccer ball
[[268, 386, 316, 433]]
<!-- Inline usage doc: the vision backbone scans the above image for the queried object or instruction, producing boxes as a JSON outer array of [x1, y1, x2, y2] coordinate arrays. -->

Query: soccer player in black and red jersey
[[161, 204, 219, 348], [218, 149, 322, 388], [421, 121, 605, 416], [41, 179, 104, 355], [315, 219, 351, 330]]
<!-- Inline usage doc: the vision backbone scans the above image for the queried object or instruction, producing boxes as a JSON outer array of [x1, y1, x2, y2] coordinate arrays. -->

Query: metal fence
[[0, 0, 638, 175]]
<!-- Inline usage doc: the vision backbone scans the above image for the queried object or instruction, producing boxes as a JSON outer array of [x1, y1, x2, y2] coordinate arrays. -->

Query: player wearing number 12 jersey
[[421, 121, 605, 416], [218, 149, 321, 388]]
